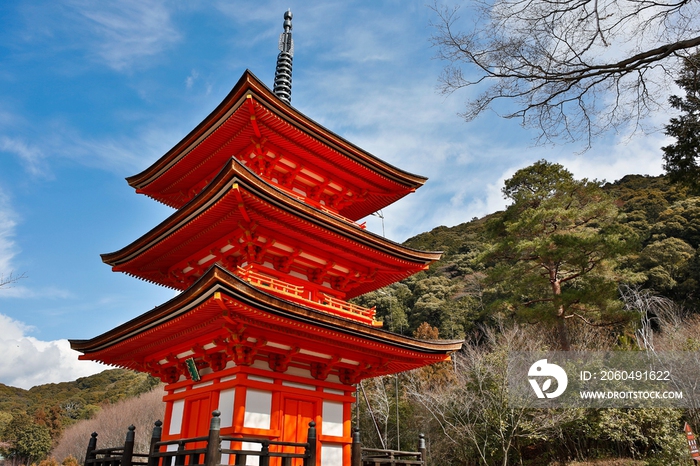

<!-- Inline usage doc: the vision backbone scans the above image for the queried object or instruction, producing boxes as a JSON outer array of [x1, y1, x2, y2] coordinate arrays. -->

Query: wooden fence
[[351, 428, 426, 466], [84, 411, 316, 466], [83, 412, 426, 466]]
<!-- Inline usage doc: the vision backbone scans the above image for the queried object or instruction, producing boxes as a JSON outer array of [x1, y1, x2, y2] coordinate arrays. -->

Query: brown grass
[[51, 387, 164, 463]]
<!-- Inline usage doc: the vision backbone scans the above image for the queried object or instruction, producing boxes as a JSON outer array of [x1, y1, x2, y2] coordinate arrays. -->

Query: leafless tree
[[431, 0, 700, 147], [405, 324, 574, 465], [358, 377, 394, 450], [52, 387, 164, 463], [0, 272, 26, 289], [620, 286, 700, 428], [620, 284, 684, 351]]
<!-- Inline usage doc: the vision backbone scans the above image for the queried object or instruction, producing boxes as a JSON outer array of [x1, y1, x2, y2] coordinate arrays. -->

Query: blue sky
[[0, 1, 669, 389]]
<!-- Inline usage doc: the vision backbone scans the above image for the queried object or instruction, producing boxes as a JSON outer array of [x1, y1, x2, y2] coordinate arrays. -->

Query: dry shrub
[[51, 387, 164, 463], [33, 458, 59, 466], [566, 318, 618, 351], [405, 323, 578, 465], [562, 460, 645, 466], [60, 457, 79, 466], [653, 314, 700, 351]]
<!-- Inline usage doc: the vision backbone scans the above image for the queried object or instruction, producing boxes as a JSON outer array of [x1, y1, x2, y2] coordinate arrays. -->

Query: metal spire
[[273, 9, 294, 105]]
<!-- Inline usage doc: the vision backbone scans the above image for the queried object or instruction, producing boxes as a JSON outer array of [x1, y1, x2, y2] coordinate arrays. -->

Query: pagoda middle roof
[[69, 265, 463, 377], [102, 158, 441, 298], [127, 70, 427, 220]]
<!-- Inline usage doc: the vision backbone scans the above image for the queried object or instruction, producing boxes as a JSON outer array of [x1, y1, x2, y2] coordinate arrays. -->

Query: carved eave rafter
[[126, 70, 426, 221], [103, 158, 441, 298], [69, 266, 462, 382]]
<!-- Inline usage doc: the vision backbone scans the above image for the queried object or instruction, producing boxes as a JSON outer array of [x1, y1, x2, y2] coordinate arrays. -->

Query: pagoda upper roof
[[102, 157, 441, 298], [126, 70, 427, 221], [69, 266, 462, 380]]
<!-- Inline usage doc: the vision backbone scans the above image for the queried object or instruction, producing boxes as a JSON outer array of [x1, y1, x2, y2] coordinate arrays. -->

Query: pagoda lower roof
[[69, 266, 462, 379], [126, 70, 426, 221], [102, 158, 441, 298]]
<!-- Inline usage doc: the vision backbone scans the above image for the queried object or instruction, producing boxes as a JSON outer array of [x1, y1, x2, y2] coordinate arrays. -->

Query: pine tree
[[481, 160, 637, 350], [663, 53, 700, 193]]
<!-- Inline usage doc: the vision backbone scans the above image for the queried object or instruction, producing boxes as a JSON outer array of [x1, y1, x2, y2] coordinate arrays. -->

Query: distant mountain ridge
[[0, 369, 158, 425]]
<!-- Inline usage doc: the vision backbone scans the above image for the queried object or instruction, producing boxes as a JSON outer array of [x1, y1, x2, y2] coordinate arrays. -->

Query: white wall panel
[[322, 401, 344, 437], [220, 440, 230, 465], [243, 389, 272, 429], [241, 442, 261, 466], [219, 388, 235, 428], [169, 400, 185, 435], [321, 444, 343, 466]]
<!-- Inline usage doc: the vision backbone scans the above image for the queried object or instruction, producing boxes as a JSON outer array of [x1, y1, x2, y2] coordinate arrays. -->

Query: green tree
[[482, 160, 636, 350], [0, 411, 12, 434], [638, 237, 695, 293], [407, 276, 455, 331], [352, 284, 410, 334], [34, 405, 64, 443], [663, 52, 700, 192], [650, 198, 700, 249], [1, 413, 52, 464]]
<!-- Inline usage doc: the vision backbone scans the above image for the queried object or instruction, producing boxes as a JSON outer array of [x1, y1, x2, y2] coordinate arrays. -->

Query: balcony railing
[[84, 412, 316, 466], [83, 413, 427, 466], [236, 266, 378, 325]]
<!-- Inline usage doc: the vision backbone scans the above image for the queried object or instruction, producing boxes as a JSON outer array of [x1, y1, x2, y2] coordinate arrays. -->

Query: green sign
[[185, 357, 201, 381]]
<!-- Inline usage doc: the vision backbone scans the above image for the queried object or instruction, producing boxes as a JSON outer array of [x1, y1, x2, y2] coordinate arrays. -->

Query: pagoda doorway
[[282, 397, 316, 465], [183, 393, 214, 451]]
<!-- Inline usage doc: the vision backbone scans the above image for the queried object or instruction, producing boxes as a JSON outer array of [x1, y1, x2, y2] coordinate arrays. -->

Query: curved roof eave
[[103, 157, 442, 267], [69, 265, 463, 355], [126, 70, 427, 192]]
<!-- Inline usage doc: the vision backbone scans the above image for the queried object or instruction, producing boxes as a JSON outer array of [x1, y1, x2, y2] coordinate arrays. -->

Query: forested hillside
[[354, 173, 700, 342], [0, 370, 159, 464]]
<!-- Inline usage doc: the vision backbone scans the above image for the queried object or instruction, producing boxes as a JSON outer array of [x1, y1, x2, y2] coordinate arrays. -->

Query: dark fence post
[[204, 411, 222, 466], [175, 441, 186, 466], [84, 432, 98, 466], [148, 420, 163, 466], [350, 428, 361, 466], [123, 426, 135, 466], [259, 440, 270, 466], [305, 421, 317, 466], [418, 433, 427, 466]]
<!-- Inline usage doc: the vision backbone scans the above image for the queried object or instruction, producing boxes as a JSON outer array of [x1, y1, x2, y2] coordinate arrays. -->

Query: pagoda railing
[[83, 413, 428, 466], [84, 412, 317, 466], [238, 266, 305, 299], [84, 426, 149, 466], [236, 266, 378, 325], [352, 429, 427, 466], [319, 293, 376, 321]]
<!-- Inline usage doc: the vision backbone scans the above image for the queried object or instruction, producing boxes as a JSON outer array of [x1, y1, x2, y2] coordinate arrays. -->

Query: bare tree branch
[[431, 0, 700, 147], [0, 272, 26, 289]]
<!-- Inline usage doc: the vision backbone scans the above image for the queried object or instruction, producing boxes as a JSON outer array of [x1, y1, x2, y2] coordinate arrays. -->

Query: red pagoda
[[71, 11, 462, 466]]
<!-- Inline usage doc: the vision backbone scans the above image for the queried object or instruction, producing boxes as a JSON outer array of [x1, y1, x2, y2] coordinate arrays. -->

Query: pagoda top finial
[[273, 9, 294, 105], [283, 9, 293, 33]]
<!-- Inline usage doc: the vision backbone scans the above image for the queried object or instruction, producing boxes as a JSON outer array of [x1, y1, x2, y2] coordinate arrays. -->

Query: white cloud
[[0, 313, 106, 389], [185, 69, 199, 89], [0, 189, 20, 275], [0, 136, 48, 177], [67, 0, 180, 71], [557, 134, 667, 184], [0, 284, 74, 299], [0, 118, 186, 177]]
